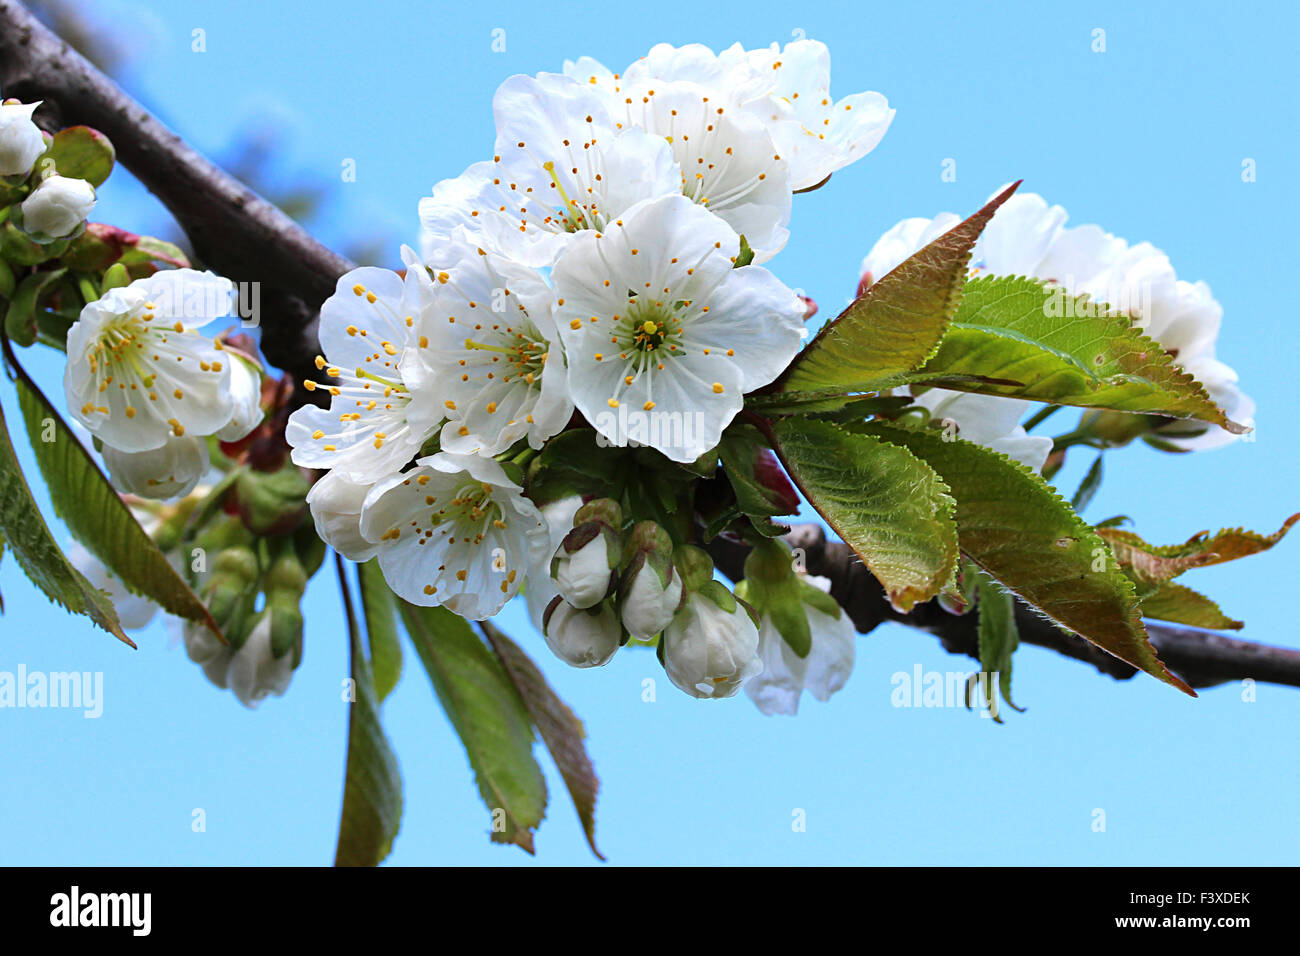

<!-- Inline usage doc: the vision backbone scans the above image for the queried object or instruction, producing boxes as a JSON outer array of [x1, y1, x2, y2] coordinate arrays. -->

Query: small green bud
[[235, 464, 310, 536], [213, 545, 260, 584], [266, 591, 304, 664], [100, 261, 130, 294]]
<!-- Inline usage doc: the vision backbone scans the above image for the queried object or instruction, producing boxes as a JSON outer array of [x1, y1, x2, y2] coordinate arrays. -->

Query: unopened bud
[[551, 498, 622, 609], [542, 596, 621, 668]]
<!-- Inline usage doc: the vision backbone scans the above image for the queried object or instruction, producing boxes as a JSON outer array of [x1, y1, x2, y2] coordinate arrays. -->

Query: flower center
[[619, 300, 684, 355]]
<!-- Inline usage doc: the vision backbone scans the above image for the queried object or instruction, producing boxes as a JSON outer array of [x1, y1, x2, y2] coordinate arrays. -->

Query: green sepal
[[36, 126, 115, 187]]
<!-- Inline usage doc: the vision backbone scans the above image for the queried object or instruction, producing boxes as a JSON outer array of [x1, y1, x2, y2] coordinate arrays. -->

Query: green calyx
[[673, 544, 716, 593], [620, 520, 675, 587], [734, 538, 840, 658], [697, 579, 737, 614]]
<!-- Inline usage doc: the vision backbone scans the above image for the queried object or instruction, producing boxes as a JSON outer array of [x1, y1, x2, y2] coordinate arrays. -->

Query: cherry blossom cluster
[[293, 39, 892, 703]]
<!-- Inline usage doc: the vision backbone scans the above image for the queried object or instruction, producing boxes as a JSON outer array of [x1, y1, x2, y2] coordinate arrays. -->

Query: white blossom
[[20, 173, 95, 239], [285, 265, 444, 482], [552, 193, 805, 462], [64, 270, 241, 455], [419, 73, 681, 267], [306, 471, 378, 563], [567, 39, 894, 192], [101, 433, 208, 500], [913, 389, 1052, 472], [0, 98, 46, 177], [745, 575, 855, 716], [358, 452, 549, 619], [215, 354, 263, 443], [558, 65, 792, 260], [407, 243, 573, 456], [66, 540, 160, 631]]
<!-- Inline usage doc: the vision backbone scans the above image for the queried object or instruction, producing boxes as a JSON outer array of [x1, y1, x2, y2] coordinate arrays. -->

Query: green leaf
[[1140, 581, 1243, 631], [0, 397, 131, 645], [761, 181, 1021, 411], [480, 622, 605, 861], [5, 268, 66, 348], [15, 372, 218, 635], [974, 568, 1022, 721], [335, 575, 404, 867], [525, 428, 623, 506], [772, 418, 958, 612], [401, 602, 546, 853], [1071, 454, 1104, 513], [38, 126, 115, 187], [117, 235, 190, 270], [911, 275, 1246, 432], [358, 559, 402, 702], [855, 420, 1194, 696]]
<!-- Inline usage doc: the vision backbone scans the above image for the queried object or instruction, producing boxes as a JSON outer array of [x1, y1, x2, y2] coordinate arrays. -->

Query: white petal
[[361, 453, 547, 619], [215, 355, 263, 442], [102, 434, 207, 499], [306, 471, 377, 562], [973, 191, 1068, 276]]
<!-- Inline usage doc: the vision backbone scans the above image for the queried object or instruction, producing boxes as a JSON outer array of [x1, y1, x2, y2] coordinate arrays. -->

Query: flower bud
[[235, 462, 310, 536], [0, 100, 45, 177], [101, 434, 207, 500], [1086, 409, 1152, 448], [662, 581, 763, 699], [264, 549, 309, 597], [184, 609, 295, 708], [265, 590, 305, 668], [618, 521, 682, 639], [550, 498, 622, 609], [204, 545, 260, 637], [19, 174, 95, 240], [542, 596, 621, 668]]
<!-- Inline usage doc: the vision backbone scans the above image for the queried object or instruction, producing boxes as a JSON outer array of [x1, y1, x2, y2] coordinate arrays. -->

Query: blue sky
[[1, 0, 1297, 865]]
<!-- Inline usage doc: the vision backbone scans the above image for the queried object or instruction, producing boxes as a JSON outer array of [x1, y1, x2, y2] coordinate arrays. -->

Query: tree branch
[[5, 0, 1295, 691], [0, 0, 351, 386], [707, 523, 1300, 690]]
